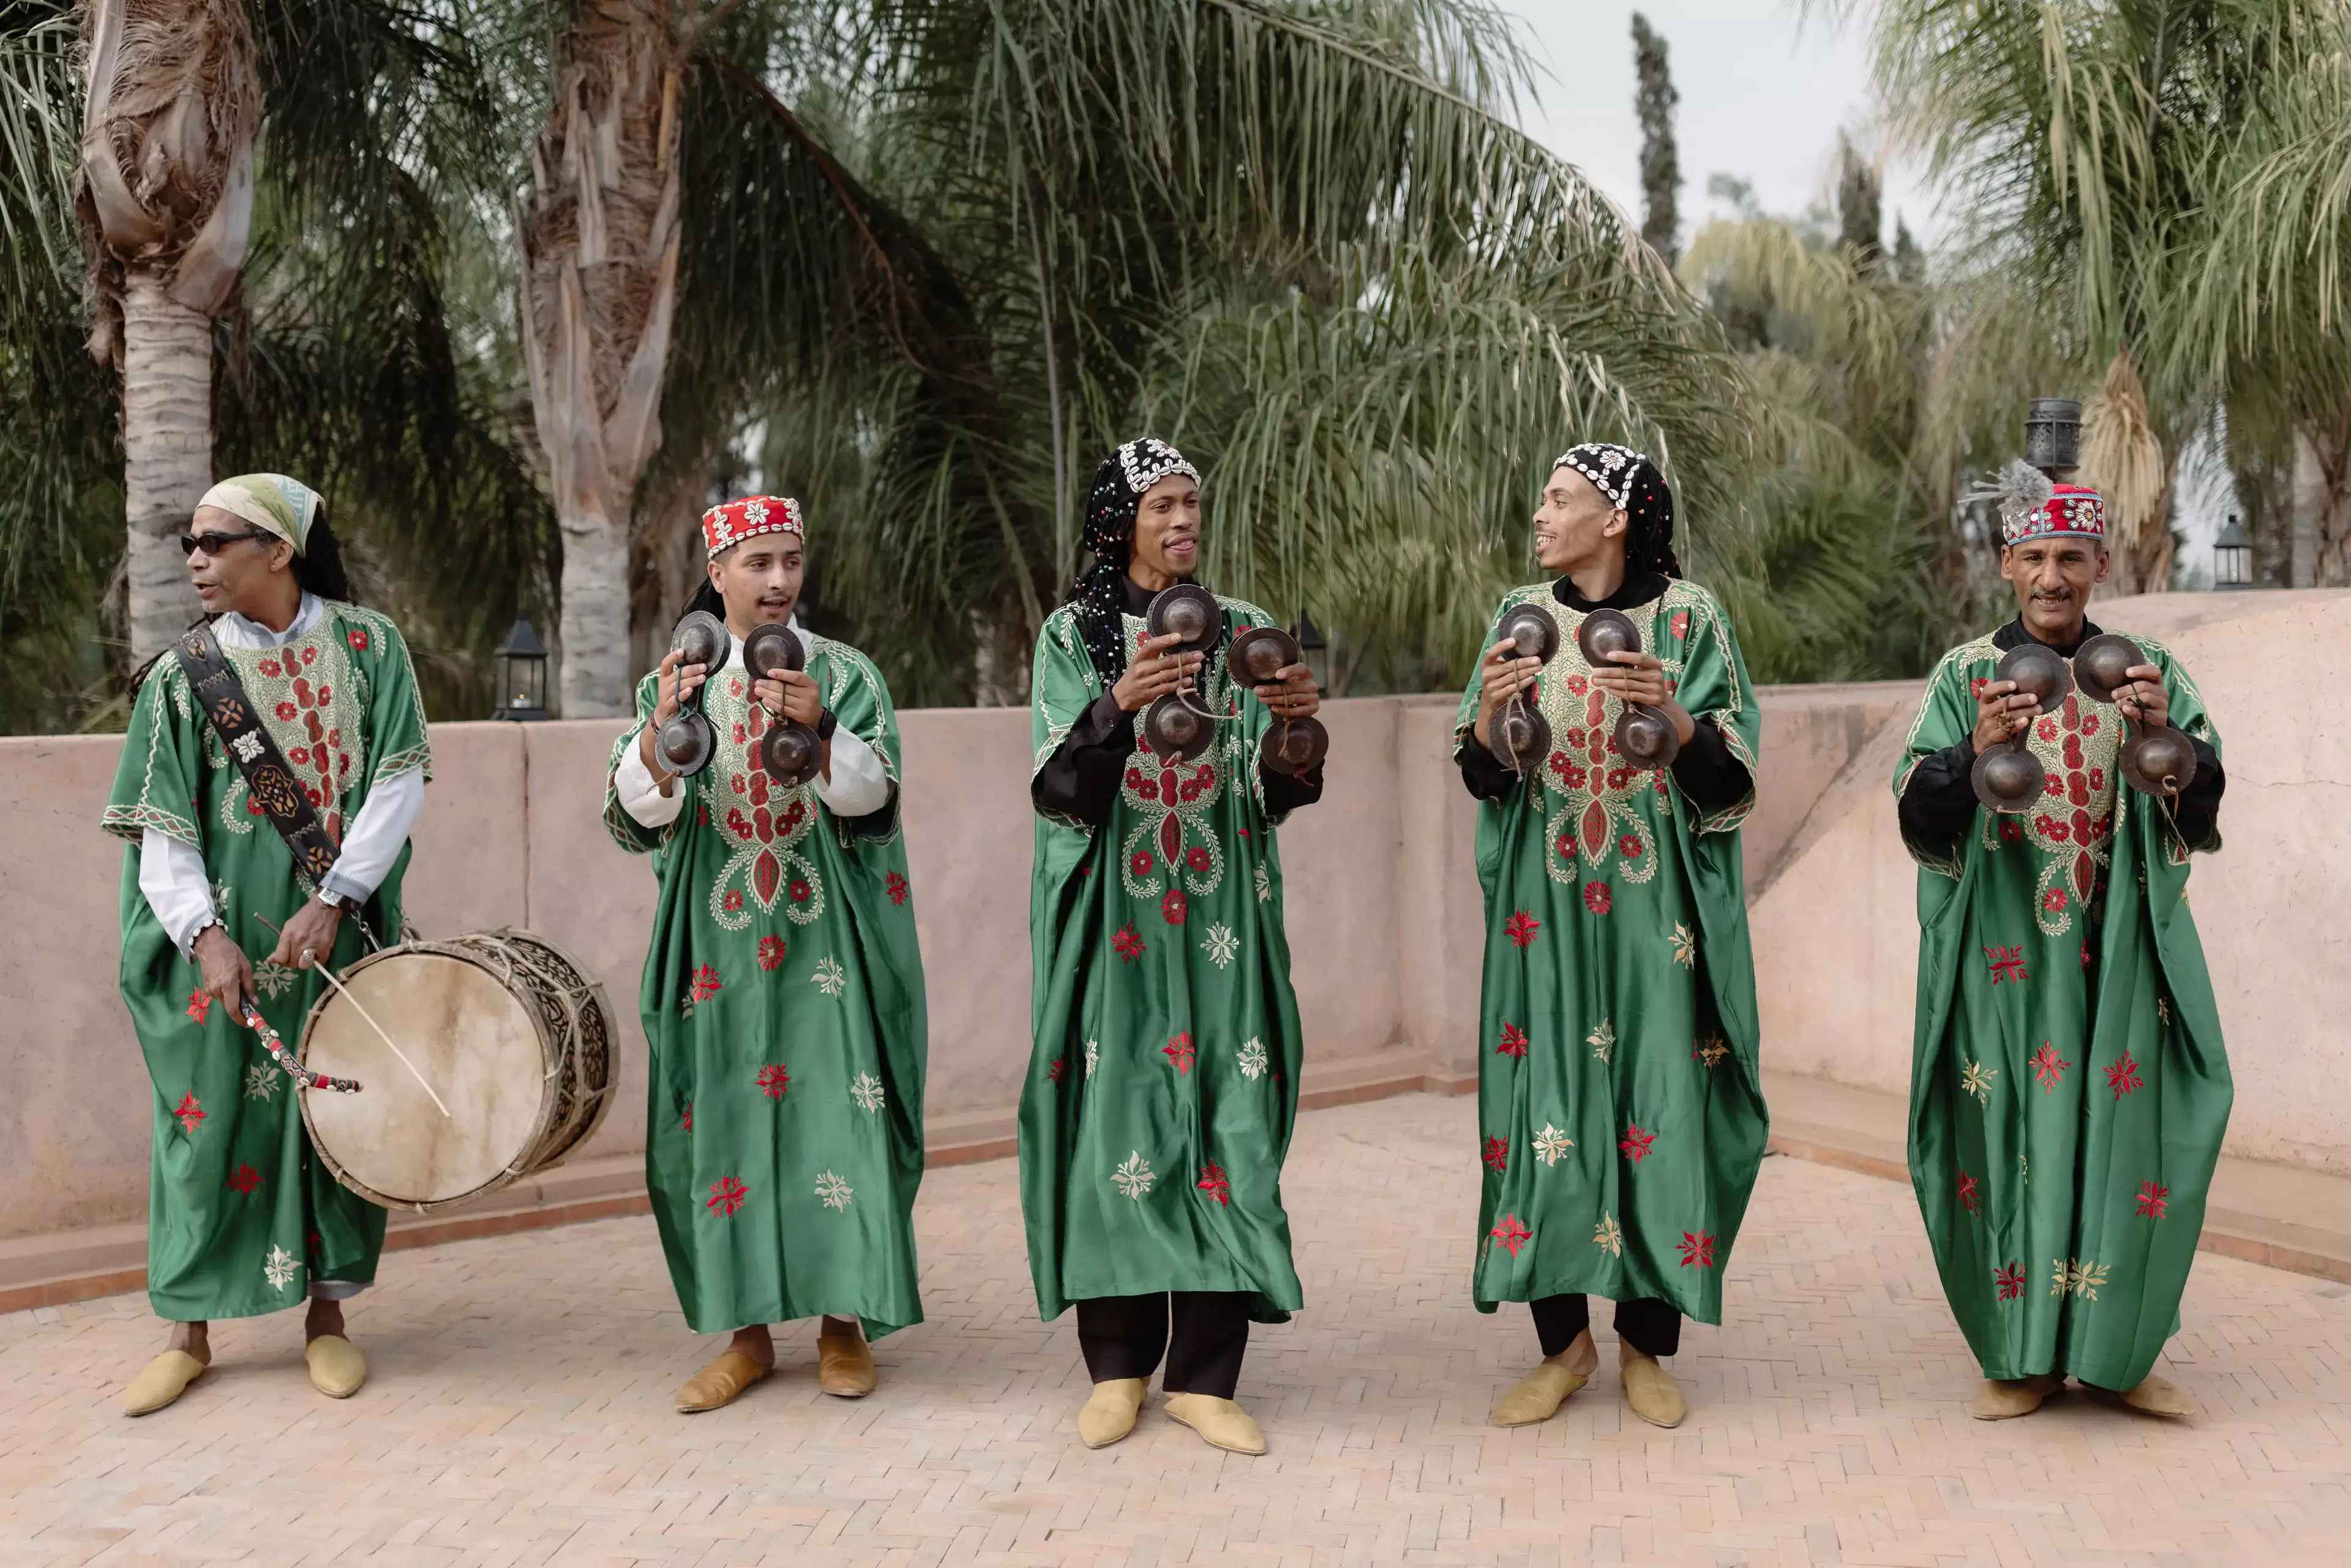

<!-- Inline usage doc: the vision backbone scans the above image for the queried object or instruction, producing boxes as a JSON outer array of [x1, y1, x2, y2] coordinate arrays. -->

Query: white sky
[[1496, 0, 1940, 247]]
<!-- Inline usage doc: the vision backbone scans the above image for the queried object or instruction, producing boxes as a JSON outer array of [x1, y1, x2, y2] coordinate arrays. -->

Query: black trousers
[[1531, 1294, 1682, 1359], [1074, 1292, 1251, 1398]]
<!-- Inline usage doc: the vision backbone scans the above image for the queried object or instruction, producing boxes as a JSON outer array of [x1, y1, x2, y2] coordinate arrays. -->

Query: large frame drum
[[298, 929, 617, 1213]]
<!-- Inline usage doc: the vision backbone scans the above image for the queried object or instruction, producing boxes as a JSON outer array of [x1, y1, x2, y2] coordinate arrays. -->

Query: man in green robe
[[1021, 438, 1326, 1457], [105, 474, 431, 1415], [1897, 473, 2227, 1419], [1454, 444, 1768, 1430], [604, 494, 928, 1414]]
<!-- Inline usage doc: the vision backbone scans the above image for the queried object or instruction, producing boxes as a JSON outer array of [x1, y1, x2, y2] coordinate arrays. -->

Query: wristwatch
[[316, 887, 358, 914]]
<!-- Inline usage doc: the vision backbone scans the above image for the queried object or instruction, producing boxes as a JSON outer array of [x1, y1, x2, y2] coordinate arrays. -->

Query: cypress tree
[[1632, 13, 1681, 264]]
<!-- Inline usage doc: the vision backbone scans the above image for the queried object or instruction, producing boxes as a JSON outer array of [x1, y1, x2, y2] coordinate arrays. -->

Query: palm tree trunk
[[120, 270, 213, 659], [2291, 419, 2351, 588]]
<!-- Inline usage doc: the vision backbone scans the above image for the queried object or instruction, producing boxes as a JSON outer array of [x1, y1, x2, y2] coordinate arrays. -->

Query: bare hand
[[2114, 662, 2169, 729], [1471, 639, 1542, 749], [1591, 650, 1697, 746], [1112, 632, 1201, 713], [267, 900, 342, 971], [651, 650, 707, 727], [755, 667, 824, 727], [1254, 663, 1320, 719], [192, 925, 253, 1018], [1970, 678, 2039, 754]]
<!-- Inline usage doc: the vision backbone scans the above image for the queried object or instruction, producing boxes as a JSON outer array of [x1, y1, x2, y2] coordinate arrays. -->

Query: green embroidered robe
[[1019, 598, 1309, 1323], [1458, 579, 1768, 1324], [103, 604, 429, 1320], [1899, 632, 2229, 1390], [604, 637, 927, 1337]]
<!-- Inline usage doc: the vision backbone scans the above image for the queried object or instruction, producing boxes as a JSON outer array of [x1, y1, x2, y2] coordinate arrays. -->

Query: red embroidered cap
[[2002, 482, 2105, 547], [700, 495, 804, 559]]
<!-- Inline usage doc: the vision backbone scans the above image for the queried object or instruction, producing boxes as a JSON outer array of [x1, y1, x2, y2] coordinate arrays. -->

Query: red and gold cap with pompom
[[700, 495, 804, 559]]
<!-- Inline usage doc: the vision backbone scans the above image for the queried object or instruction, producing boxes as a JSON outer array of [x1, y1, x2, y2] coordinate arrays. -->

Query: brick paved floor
[[4, 1094, 2347, 1567]]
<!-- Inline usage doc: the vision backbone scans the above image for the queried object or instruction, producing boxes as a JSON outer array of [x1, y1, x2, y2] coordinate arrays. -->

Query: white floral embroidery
[[1588, 1019, 1616, 1064], [1534, 1123, 1575, 1166], [1237, 1037, 1269, 1080], [1112, 1150, 1155, 1199], [263, 1244, 299, 1291], [244, 1062, 279, 1102], [849, 1071, 885, 1112], [1200, 923, 1238, 969], [1593, 1214, 1624, 1256], [815, 1170, 853, 1211], [1085, 1039, 1099, 1079], [1671, 923, 1695, 968], [252, 960, 298, 1000], [1962, 1059, 1997, 1105], [1254, 864, 1272, 902], [812, 956, 846, 998]]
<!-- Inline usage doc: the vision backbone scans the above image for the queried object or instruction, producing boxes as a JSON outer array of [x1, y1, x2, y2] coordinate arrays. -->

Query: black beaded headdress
[[1556, 441, 1682, 576], [1068, 437, 1201, 682]]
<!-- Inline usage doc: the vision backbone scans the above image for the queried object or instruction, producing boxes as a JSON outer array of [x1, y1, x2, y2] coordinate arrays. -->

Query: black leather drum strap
[[171, 625, 342, 886]]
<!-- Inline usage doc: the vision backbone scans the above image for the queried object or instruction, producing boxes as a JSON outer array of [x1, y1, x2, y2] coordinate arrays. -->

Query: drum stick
[[255, 915, 451, 1118]]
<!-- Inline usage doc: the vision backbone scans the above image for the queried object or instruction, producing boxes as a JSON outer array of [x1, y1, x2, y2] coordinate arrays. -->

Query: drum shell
[[297, 929, 618, 1214]]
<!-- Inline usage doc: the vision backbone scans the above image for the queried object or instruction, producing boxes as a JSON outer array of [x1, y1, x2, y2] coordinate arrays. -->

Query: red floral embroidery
[[1504, 911, 1542, 948], [225, 1163, 261, 1195], [1984, 945, 2029, 985], [1618, 833, 1643, 860], [757, 936, 786, 971], [789, 878, 812, 904], [258, 657, 282, 678], [756, 1064, 790, 1100], [706, 1176, 748, 1217], [1481, 1136, 1509, 1172], [1197, 1162, 1232, 1205], [1496, 1022, 1529, 1060], [688, 965, 723, 1005], [1186, 846, 1212, 872], [1113, 924, 1145, 961], [1618, 1123, 1655, 1162], [347, 629, 369, 652], [723, 889, 744, 912], [275, 700, 298, 721], [1669, 610, 1691, 640], [2081, 939, 2094, 970], [173, 1092, 205, 1135], [682, 1103, 693, 1132], [2135, 1180, 2169, 1219], [1490, 1214, 1532, 1257], [1161, 889, 1188, 925], [1582, 880, 1612, 915], [1957, 1169, 1979, 1214], [885, 871, 909, 907], [301, 647, 316, 667], [1163, 1031, 1198, 1075], [1998, 819, 2023, 843], [1968, 677, 1989, 699], [2043, 888, 2068, 914], [186, 989, 212, 1025], [1131, 850, 1155, 877], [1046, 1057, 1067, 1084], [2104, 1049, 2141, 1099], [1995, 1262, 2026, 1300], [2030, 1041, 2072, 1093], [1678, 1231, 1715, 1268]]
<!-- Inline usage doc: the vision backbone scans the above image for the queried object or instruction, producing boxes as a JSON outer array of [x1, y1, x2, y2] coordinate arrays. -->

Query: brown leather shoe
[[1971, 1373, 2064, 1420], [675, 1350, 770, 1412], [817, 1329, 876, 1398]]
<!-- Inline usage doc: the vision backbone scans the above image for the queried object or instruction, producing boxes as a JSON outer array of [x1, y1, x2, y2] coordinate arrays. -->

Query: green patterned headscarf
[[197, 473, 322, 554]]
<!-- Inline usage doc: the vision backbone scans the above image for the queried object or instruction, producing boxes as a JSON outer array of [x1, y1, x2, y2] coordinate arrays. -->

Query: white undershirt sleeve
[[814, 724, 893, 819], [613, 729, 688, 828], [318, 768, 426, 906], [140, 830, 221, 957]]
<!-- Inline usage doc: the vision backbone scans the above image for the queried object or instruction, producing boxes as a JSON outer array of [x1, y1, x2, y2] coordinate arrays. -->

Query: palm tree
[[77, 0, 260, 660]]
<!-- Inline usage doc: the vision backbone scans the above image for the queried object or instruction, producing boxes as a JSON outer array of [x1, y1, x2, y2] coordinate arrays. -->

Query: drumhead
[[302, 950, 552, 1207]]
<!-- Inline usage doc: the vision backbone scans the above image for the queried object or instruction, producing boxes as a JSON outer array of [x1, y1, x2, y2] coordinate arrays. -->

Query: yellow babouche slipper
[[124, 1350, 208, 1416], [1163, 1393, 1267, 1455], [1078, 1377, 1148, 1448], [675, 1349, 770, 1412], [2118, 1374, 2194, 1417], [1621, 1356, 1687, 1428], [305, 1335, 367, 1399], [817, 1330, 876, 1398], [1971, 1373, 2064, 1420], [1495, 1362, 1590, 1427]]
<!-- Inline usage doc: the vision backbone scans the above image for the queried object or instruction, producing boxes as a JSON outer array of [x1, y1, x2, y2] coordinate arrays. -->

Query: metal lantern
[[1293, 611, 1331, 696], [2213, 514, 2252, 591], [492, 617, 549, 721], [2023, 397, 2082, 479]]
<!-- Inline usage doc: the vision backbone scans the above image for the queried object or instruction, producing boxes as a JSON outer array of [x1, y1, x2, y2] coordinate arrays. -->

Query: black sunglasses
[[179, 528, 274, 558]]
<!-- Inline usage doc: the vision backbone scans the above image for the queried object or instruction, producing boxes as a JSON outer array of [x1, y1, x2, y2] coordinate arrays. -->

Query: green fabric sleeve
[[604, 672, 672, 856], [102, 661, 204, 848], [340, 607, 432, 787]]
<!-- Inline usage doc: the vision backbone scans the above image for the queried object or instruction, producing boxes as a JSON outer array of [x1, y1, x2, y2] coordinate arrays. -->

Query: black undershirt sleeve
[[2167, 733, 2225, 850], [1030, 691, 1136, 827], [1667, 719, 1750, 815], [1899, 740, 1983, 845], [1455, 727, 1518, 801], [1259, 760, 1324, 816]]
